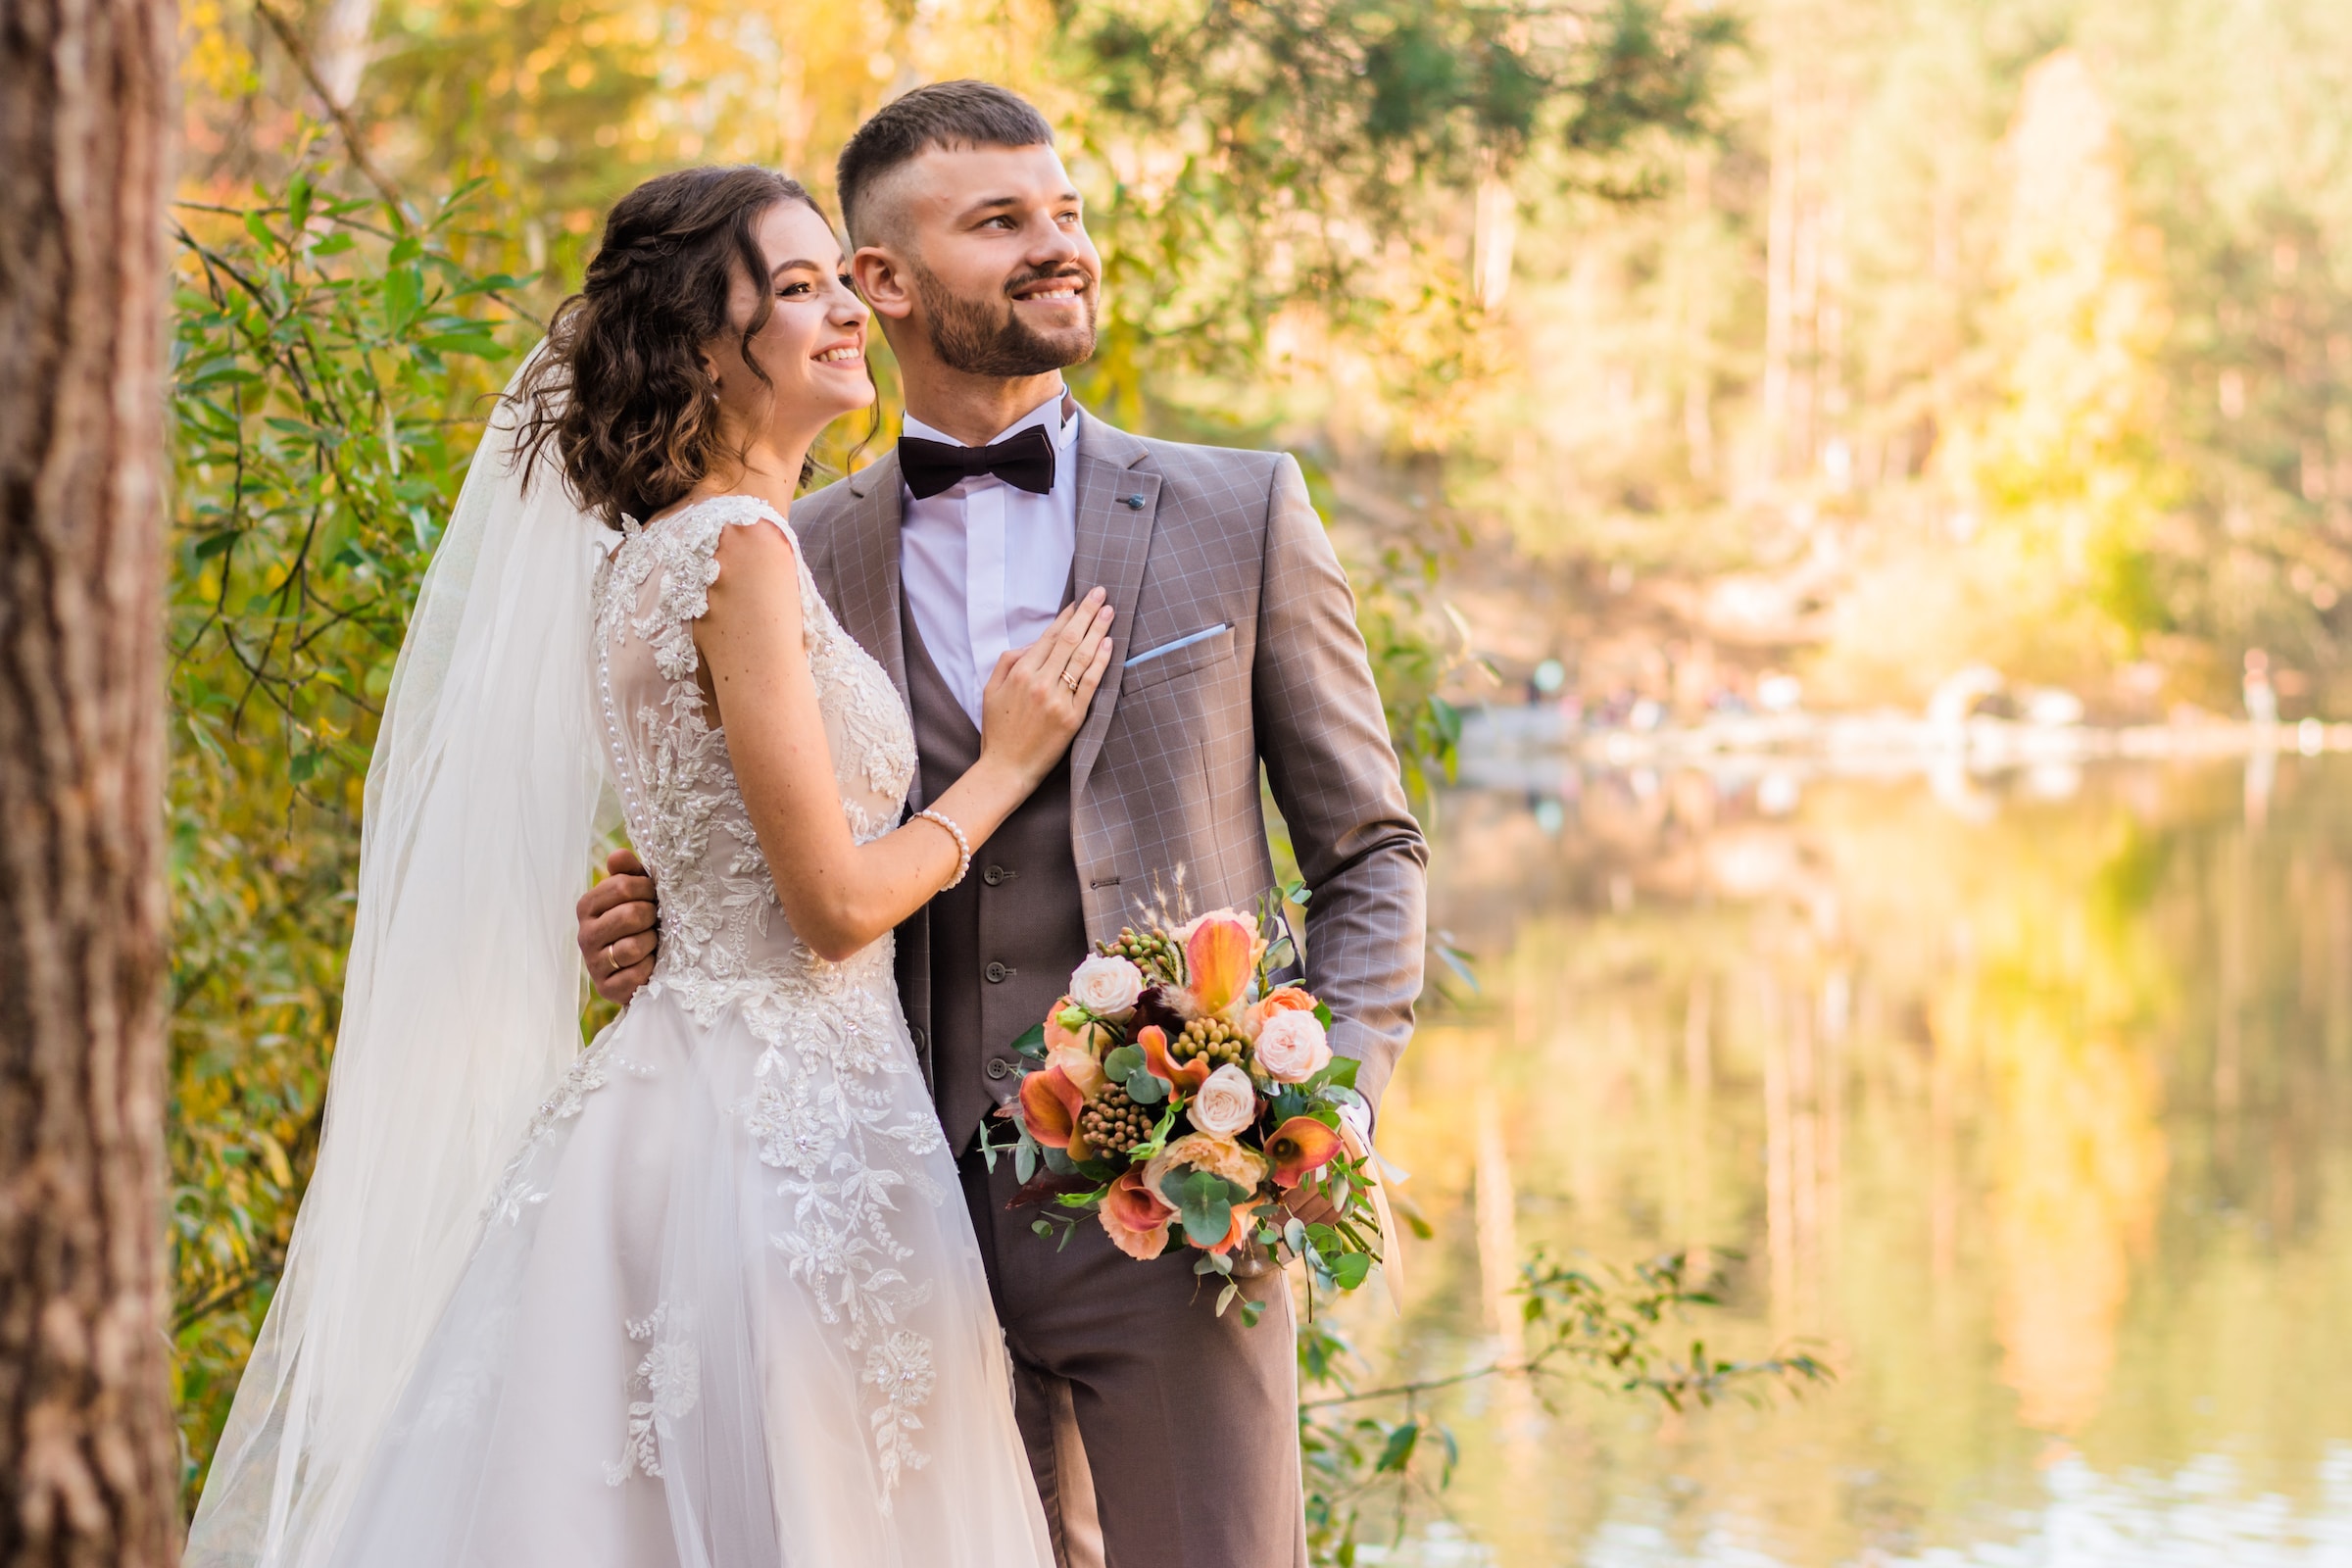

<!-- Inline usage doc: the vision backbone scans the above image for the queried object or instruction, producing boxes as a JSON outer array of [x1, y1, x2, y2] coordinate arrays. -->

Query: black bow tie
[[899, 424, 1057, 501]]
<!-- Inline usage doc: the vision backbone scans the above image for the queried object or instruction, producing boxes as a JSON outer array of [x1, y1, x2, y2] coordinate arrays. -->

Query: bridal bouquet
[[988, 904, 1387, 1323]]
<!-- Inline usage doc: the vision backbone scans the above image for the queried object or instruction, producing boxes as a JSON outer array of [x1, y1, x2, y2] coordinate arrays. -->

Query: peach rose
[[1252, 1009, 1330, 1084], [1244, 985, 1318, 1039], [1047, 1045, 1107, 1100], [1144, 1132, 1269, 1200]]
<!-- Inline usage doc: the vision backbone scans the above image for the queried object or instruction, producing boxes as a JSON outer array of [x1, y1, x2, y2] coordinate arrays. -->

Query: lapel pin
[[1123, 493, 1147, 510]]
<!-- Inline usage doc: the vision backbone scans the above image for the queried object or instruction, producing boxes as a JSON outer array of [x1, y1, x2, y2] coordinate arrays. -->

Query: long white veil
[[186, 368, 612, 1568]]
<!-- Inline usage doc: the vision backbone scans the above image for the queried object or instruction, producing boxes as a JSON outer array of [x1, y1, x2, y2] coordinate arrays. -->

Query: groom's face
[[852, 143, 1102, 377]]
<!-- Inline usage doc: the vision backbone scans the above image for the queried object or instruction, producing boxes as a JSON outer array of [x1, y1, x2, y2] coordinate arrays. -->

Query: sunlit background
[[168, 0, 2352, 1560]]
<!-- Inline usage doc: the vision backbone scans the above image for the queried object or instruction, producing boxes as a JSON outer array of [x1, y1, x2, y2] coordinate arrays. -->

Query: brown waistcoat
[[898, 596, 1089, 1150]]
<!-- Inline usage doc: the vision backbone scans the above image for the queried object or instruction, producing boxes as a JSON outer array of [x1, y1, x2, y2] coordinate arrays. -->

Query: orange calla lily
[[1139, 1024, 1210, 1093], [1100, 1169, 1178, 1261], [1185, 913, 1255, 1016], [1018, 1065, 1086, 1150], [1266, 1115, 1346, 1189]]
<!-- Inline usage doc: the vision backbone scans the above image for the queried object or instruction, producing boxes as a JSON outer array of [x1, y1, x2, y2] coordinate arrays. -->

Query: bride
[[184, 167, 1103, 1567]]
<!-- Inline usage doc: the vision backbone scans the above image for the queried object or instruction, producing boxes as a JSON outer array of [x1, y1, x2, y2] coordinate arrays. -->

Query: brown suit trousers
[[791, 413, 1427, 1568]]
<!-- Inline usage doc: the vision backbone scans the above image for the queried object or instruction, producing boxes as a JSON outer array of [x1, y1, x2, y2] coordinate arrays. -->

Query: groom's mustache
[[1002, 263, 1095, 300]]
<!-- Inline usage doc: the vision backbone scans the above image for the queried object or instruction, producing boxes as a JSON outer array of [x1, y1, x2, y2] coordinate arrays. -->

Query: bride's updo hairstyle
[[516, 166, 821, 529]]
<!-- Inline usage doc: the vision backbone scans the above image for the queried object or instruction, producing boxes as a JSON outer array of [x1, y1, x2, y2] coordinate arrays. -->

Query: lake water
[[1344, 752, 2352, 1566]]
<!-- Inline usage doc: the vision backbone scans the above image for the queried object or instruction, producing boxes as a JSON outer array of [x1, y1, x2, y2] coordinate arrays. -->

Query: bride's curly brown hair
[[514, 166, 823, 530]]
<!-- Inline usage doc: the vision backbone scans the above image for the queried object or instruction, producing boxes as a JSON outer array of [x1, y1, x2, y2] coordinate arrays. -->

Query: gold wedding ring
[[1061, 667, 1083, 691]]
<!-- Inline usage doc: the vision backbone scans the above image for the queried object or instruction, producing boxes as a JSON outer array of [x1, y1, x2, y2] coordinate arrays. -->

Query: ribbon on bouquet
[[1338, 1120, 1411, 1314]]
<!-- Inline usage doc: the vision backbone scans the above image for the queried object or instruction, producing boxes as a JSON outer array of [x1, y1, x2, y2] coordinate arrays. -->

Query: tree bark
[[0, 0, 181, 1559]]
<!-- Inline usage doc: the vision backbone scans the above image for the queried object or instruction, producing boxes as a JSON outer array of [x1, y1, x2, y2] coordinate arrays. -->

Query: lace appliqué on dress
[[593, 495, 937, 1501], [483, 1032, 617, 1227], [606, 1303, 701, 1486], [862, 1331, 936, 1501]]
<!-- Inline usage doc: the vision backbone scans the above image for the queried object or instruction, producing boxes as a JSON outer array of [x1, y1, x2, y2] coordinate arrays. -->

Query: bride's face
[[707, 200, 873, 447]]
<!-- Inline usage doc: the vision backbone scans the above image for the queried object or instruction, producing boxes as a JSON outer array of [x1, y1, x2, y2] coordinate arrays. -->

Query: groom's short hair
[[837, 80, 1055, 243]]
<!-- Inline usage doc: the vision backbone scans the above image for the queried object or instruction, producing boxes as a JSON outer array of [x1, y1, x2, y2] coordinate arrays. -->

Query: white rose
[[1253, 1010, 1331, 1083], [1068, 955, 1144, 1019], [1186, 1063, 1260, 1140]]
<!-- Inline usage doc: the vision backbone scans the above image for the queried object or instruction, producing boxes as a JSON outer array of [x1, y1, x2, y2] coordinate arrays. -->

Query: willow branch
[[251, 0, 406, 220]]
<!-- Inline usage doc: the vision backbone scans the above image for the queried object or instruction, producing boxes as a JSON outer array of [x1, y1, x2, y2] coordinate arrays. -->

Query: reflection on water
[[1353, 756, 2352, 1566]]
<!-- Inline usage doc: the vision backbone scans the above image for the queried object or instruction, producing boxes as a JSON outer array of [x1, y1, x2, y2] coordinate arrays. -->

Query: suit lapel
[[829, 452, 909, 709], [1067, 416, 1161, 797]]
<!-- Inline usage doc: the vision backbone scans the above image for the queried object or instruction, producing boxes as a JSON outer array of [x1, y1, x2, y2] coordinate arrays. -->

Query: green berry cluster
[[1079, 1084, 1153, 1156], [1172, 1015, 1248, 1068], [1102, 926, 1183, 986]]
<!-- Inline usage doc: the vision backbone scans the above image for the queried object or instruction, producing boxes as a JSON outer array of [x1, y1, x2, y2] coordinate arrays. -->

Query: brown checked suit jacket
[[792, 412, 1429, 1123]]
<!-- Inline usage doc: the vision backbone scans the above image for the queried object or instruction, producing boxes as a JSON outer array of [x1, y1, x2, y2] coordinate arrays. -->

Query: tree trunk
[[0, 0, 180, 1559]]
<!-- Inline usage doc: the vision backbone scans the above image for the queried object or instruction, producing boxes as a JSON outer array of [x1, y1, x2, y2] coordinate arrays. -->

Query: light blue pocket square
[[1123, 622, 1231, 668]]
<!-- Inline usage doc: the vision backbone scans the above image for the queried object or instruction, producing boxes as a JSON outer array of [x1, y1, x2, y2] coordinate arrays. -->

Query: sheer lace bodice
[[593, 494, 918, 1021]]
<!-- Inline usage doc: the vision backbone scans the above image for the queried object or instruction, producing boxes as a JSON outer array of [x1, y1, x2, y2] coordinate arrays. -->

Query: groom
[[577, 80, 1427, 1568]]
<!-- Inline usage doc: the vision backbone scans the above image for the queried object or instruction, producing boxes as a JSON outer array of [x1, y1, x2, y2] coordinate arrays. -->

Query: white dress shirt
[[898, 392, 1082, 728]]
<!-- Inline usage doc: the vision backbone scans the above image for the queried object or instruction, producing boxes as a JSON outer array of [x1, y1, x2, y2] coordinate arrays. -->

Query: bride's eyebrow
[[768, 259, 828, 279]]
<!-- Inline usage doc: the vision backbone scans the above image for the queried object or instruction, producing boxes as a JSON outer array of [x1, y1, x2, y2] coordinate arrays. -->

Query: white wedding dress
[[320, 495, 1054, 1568]]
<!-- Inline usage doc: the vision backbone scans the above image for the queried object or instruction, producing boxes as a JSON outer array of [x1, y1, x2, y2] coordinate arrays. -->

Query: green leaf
[[1102, 1045, 1145, 1080], [1161, 1168, 1251, 1249], [1330, 1251, 1373, 1290], [1009, 1022, 1048, 1060], [1124, 1068, 1166, 1103], [1374, 1421, 1420, 1474]]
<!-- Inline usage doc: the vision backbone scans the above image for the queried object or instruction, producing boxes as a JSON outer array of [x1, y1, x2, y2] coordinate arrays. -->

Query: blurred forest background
[[163, 0, 2352, 1544]]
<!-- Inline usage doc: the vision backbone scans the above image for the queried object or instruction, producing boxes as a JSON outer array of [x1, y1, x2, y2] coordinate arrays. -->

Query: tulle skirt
[[323, 984, 1054, 1568]]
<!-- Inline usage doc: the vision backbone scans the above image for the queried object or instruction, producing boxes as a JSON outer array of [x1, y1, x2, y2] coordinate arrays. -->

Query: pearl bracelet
[[912, 808, 971, 890]]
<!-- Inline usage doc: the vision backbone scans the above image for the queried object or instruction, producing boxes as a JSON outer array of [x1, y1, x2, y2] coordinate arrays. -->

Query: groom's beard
[[912, 260, 1098, 377]]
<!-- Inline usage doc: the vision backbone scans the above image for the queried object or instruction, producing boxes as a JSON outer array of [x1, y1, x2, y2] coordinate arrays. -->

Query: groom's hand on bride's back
[[579, 849, 660, 1004]]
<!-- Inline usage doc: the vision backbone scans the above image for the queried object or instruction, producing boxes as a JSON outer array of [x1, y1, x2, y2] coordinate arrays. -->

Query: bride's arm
[[696, 519, 1112, 962]]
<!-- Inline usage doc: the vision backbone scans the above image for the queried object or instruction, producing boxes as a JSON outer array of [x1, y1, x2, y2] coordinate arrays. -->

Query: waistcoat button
[[984, 1056, 1013, 1080], [983, 864, 1006, 886], [985, 961, 1010, 984]]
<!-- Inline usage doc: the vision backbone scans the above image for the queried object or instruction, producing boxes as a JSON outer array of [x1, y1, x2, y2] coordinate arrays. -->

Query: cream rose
[[1186, 1062, 1260, 1139], [1252, 1009, 1331, 1084], [1067, 955, 1145, 1020]]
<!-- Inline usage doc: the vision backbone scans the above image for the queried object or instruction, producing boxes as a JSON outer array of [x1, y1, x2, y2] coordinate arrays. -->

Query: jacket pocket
[[1120, 622, 1234, 692]]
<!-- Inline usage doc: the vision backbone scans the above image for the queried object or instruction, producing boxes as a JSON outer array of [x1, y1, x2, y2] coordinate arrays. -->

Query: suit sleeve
[[1251, 454, 1429, 1119]]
